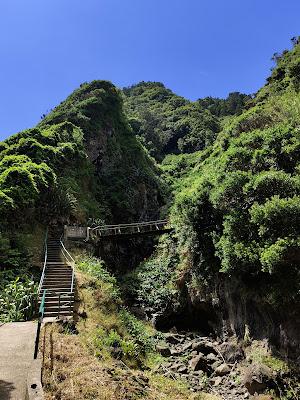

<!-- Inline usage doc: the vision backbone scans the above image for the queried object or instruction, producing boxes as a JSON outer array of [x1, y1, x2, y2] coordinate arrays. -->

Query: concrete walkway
[[0, 322, 39, 400]]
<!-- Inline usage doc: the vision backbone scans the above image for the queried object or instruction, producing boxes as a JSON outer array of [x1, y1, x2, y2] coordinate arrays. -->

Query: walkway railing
[[60, 236, 75, 293], [34, 289, 46, 359], [89, 219, 169, 239], [38, 228, 48, 294], [64, 220, 171, 241]]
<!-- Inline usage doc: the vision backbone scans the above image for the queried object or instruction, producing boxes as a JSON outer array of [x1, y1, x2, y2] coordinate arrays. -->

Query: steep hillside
[[123, 82, 250, 160], [1, 39, 300, 400], [0, 81, 163, 321], [127, 39, 300, 359], [0, 80, 162, 228]]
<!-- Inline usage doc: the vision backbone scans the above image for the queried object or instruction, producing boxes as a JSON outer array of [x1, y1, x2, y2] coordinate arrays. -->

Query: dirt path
[[0, 322, 38, 399]]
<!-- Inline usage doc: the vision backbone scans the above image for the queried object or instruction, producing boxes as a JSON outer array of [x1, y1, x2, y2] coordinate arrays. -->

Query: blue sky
[[0, 0, 299, 139]]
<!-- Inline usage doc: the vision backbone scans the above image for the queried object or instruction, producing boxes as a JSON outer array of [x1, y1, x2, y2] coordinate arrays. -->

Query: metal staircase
[[38, 231, 75, 318]]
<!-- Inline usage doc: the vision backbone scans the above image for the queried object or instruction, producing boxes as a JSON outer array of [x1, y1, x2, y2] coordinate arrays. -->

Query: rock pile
[[155, 331, 255, 399]]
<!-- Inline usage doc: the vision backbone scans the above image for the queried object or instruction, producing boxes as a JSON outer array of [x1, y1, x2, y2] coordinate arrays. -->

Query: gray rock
[[189, 354, 212, 373], [206, 352, 219, 363], [156, 344, 171, 357], [177, 365, 188, 374], [189, 355, 204, 371], [242, 363, 274, 395], [215, 363, 231, 376], [182, 342, 193, 352], [191, 340, 217, 355], [221, 342, 245, 363], [165, 333, 182, 344], [170, 348, 183, 356], [212, 376, 223, 386], [211, 360, 222, 370]]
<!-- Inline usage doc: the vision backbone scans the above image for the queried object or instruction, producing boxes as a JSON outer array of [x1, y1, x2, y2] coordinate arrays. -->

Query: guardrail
[[60, 235, 75, 293], [64, 220, 171, 241], [38, 228, 48, 293], [34, 289, 46, 359], [89, 219, 169, 239]]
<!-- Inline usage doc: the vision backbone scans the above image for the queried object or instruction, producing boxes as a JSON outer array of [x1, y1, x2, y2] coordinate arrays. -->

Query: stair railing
[[38, 227, 48, 294], [59, 236, 75, 293], [34, 288, 46, 359]]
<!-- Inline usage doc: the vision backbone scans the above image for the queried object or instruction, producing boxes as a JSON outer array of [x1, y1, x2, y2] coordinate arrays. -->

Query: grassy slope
[[42, 254, 219, 400]]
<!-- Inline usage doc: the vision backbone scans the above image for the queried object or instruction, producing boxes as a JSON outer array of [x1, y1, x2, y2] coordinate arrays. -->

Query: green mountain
[[149, 38, 300, 345], [1, 37, 300, 399], [123, 82, 250, 160], [0, 81, 162, 229]]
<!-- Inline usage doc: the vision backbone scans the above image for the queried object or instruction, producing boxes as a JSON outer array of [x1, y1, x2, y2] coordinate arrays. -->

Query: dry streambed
[[155, 331, 288, 400]]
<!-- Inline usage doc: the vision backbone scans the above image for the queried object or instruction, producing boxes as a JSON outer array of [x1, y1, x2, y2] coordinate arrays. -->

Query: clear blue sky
[[0, 0, 299, 139]]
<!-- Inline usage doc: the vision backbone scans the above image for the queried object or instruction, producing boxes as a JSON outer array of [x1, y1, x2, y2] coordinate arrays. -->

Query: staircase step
[[40, 289, 73, 293], [42, 285, 71, 289], [45, 270, 72, 273], [44, 276, 72, 279], [44, 306, 72, 310], [45, 270, 72, 274], [46, 262, 66, 265], [40, 294, 74, 300], [44, 300, 73, 305], [44, 311, 73, 317], [42, 287, 72, 292]]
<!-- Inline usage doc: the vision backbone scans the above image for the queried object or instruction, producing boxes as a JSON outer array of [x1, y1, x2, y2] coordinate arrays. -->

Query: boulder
[[206, 352, 219, 363], [191, 340, 218, 355], [212, 376, 223, 386], [177, 365, 188, 374], [165, 333, 182, 344], [156, 344, 171, 357], [189, 354, 211, 373], [215, 363, 231, 376], [182, 342, 193, 352], [242, 363, 274, 395], [170, 348, 184, 356], [221, 341, 245, 363]]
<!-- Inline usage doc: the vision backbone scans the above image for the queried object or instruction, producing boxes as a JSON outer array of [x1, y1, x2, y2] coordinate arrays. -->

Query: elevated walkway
[[65, 219, 172, 241]]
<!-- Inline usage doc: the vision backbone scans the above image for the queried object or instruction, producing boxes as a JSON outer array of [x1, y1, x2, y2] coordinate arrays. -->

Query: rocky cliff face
[[150, 270, 300, 362], [39, 80, 164, 224], [181, 276, 300, 359]]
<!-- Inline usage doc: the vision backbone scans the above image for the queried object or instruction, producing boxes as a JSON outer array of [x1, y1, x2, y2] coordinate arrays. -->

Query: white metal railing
[[60, 236, 75, 293], [91, 219, 168, 231], [89, 219, 169, 239], [38, 227, 48, 293]]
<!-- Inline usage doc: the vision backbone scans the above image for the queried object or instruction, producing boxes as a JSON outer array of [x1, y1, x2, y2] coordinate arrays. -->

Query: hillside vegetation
[[166, 38, 300, 299], [123, 82, 249, 159], [1, 37, 300, 400]]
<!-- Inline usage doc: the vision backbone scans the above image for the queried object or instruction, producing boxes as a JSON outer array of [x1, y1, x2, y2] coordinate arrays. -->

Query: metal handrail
[[38, 227, 48, 293], [34, 288, 46, 359], [91, 219, 168, 231], [59, 236, 75, 293], [38, 289, 47, 321]]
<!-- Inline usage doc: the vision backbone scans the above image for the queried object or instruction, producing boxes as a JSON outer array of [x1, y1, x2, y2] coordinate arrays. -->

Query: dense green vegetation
[[0, 81, 162, 321], [123, 82, 250, 160], [0, 80, 162, 228], [1, 37, 300, 349], [157, 39, 300, 308]]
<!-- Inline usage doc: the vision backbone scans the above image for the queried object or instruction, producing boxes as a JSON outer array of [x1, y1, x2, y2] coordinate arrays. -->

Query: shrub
[[0, 277, 38, 322]]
